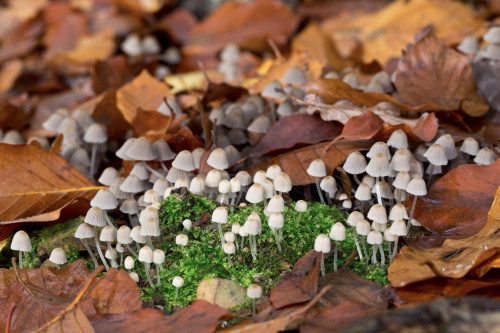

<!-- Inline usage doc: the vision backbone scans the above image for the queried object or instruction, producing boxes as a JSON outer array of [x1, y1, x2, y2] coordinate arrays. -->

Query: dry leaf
[[40, 305, 95, 333], [411, 160, 500, 238], [0, 144, 103, 241], [43, 3, 87, 52], [61, 30, 116, 64], [91, 55, 133, 94], [388, 185, 500, 287], [395, 29, 489, 117], [91, 91, 132, 140], [0, 59, 23, 92]]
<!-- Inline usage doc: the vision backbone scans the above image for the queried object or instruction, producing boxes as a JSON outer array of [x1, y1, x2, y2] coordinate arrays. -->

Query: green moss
[[135, 192, 388, 311]]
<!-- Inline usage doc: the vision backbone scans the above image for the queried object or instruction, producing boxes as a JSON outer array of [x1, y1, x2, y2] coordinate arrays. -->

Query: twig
[[341, 250, 358, 270], [198, 61, 212, 84], [267, 38, 282, 60], [6, 303, 16, 333], [34, 266, 105, 332], [162, 97, 175, 133], [11, 258, 50, 321]]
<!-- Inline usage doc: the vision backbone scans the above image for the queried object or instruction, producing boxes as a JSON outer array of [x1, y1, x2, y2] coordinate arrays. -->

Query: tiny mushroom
[[138, 245, 156, 290], [247, 284, 262, 317], [307, 159, 327, 204], [329, 222, 346, 271], [172, 276, 184, 299], [11, 230, 32, 269], [49, 247, 67, 269], [314, 234, 331, 276]]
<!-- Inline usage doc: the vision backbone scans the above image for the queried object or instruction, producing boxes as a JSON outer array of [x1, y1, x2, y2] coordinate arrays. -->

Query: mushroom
[[247, 284, 262, 317], [365, 153, 391, 205], [83, 124, 107, 182], [229, 178, 241, 206], [383, 230, 397, 258], [230, 225, 240, 250], [218, 180, 231, 205], [11, 230, 32, 269], [423, 144, 448, 186], [273, 172, 292, 196], [295, 200, 307, 223], [261, 80, 285, 122], [389, 219, 408, 261], [457, 36, 479, 59], [105, 248, 118, 268], [116, 243, 125, 265], [153, 138, 176, 173], [172, 276, 184, 300], [84, 207, 109, 270], [125, 137, 164, 178], [189, 176, 206, 196], [460, 137, 479, 160], [435, 134, 457, 161], [130, 226, 146, 252], [329, 222, 346, 271], [120, 199, 139, 227], [207, 148, 229, 171], [354, 183, 372, 214], [307, 159, 327, 204], [140, 216, 160, 250], [268, 213, 284, 252], [314, 234, 331, 276], [75, 223, 99, 269], [117, 225, 138, 257], [98, 167, 119, 186], [343, 152, 367, 185], [245, 183, 265, 212], [212, 207, 228, 247], [235, 171, 252, 204], [124, 256, 135, 273], [243, 217, 260, 261], [367, 204, 388, 225], [320, 176, 337, 205], [175, 234, 189, 247], [224, 242, 236, 267], [138, 245, 156, 290], [174, 177, 190, 190], [100, 226, 118, 268], [49, 247, 67, 269], [90, 188, 118, 230], [346, 211, 364, 260], [266, 165, 282, 181], [405, 177, 427, 233], [129, 272, 140, 283], [367, 230, 384, 265], [355, 219, 371, 259], [387, 129, 409, 150], [475, 148, 496, 165], [153, 249, 165, 285]]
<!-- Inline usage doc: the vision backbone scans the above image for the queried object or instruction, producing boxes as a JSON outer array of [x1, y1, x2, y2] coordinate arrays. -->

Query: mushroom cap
[[307, 159, 327, 178], [384, 229, 397, 242], [84, 207, 107, 227], [223, 242, 236, 254], [342, 199, 352, 209], [460, 137, 479, 156], [411, 218, 421, 227], [229, 178, 241, 193], [182, 219, 192, 230], [393, 188, 407, 202], [121, 33, 142, 56], [410, 160, 424, 177], [367, 230, 383, 245], [266, 165, 282, 180], [366, 153, 390, 177], [130, 162, 150, 181], [243, 218, 260, 236], [281, 66, 307, 85], [83, 123, 107, 144], [175, 234, 189, 248], [367, 204, 388, 224], [218, 179, 231, 194], [212, 206, 228, 224], [153, 178, 169, 196], [274, 172, 292, 193], [116, 138, 136, 160], [130, 226, 146, 244], [120, 174, 144, 194], [231, 223, 240, 234], [482, 43, 500, 60], [362, 175, 375, 188], [295, 200, 307, 212], [329, 222, 346, 241], [484, 26, 500, 44], [129, 272, 139, 283], [392, 171, 410, 190], [109, 177, 130, 199], [174, 177, 190, 189], [354, 183, 372, 201], [153, 139, 176, 161], [49, 247, 67, 265], [343, 152, 367, 175], [205, 170, 223, 188], [406, 177, 427, 196], [424, 144, 448, 166], [247, 284, 262, 299], [140, 217, 161, 237], [224, 145, 241, 166], [139, 206, 159, 225], [118, 243, 125, 254], [367, 141, 391, 160], [172, 150, 196, 171], [474, 148, 495, 165], [207, 148, 229, 170], [371, 221, 386, 232], [124, 256, 135, 269], [98, 167, 119, 186], [138, 245, 153, 263], [356, 219, 371, 236], [457, 36, 479, 55], [320, 176, 337, 194], [261, 80, 285, 99], [364, 80, 385, 94], [141, 35, 160, 55], [268, 195, 285, 213], [105, 248, 118, 260], [75, 223, 95, 239], [268, 212, 284, 229], [120, 198, 139, 215], [261, 180, 274, 199], [125, 137, 157, 161], [314, 234, 331, 253], [346, 211, 364, 227], [224, 231, 236, 243], [389, 204, 409, 221], [342, 73, 359, 89], [189, 176, 205, 195], [245, 183, 265, 203], [227, 129, 247, 145], [153, 249, 165, 264], [248, 115, 271, 133], [172, 276, 184, 288], [163, 187, 175, 198], [372, 180, 393, 199], [387, 129, 409, 149], [117, 225, 133, 244], [435, 134, 457, 160], [277, 100, 295, 117], [235, 171, 252, 186], [167, 167, 189, 184], [43, 109, 68, 132], [11, 230, 32, 252], [69, 148, 90, 167], [191, 147, 205, 169], [100, 226, 116, 242], [390, 219, 407, 237], [253, 170, 267, 184], [390, 148, 412, 172]]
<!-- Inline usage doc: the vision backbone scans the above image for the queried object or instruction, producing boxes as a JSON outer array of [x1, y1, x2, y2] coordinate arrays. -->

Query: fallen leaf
[[90, 300, 233, 333], [0, 144, 103, 241], [0, 59, 23, 92], [243, 140, 372, 186], [41, 304, 95, 333], [60, 30, 116, 64], [43, 3, 87, 53], [91, 91, 132, 140], [0, 98, 32, 131], [411, 160, 500, 238], [91, 55, 133, 94], [156, 9, 197, 44], [321, 0, 485, 65], [131, 109, 173, 136], [395, 29, 489, 117], [116, 70, 172, 125], [473, 60, 500, 112], [249, 114, 342, 158], [388, 185, 500, 287], [201, 81, 247, 106], [184, 0, 299, 59]]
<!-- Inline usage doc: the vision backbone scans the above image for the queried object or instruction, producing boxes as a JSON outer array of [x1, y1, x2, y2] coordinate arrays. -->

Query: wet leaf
[[389, 185, 500, 287], [395, 29, 488, 117], [0, 144, 103, 241], [249, 114, 342, 158], [412, 160, 500, 238]]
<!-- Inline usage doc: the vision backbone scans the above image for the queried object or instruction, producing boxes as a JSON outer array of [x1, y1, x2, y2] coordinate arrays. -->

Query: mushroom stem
[[146, 236, 154, 250], [120, 252, 123, 266], [314, 177, 325, 204], [144, 163, 165, 179], [93, 226, 109, 270], [252, 299, 256, 317], [81, 239, 99, 269], [24, 252, 29, 268], [371, 245, 377, 265], [334, 241, 338, 272], [156, 264, 161, 285], [353, 174, 361, 185], [272, 229, 282, 252], [89, 144, 98, 182], [236, 186, 246, 205], [18, 251, 23, 269], [250, 235, 257, 261], [126, 244, 138, 257], [107, 243, 118, 268], [144, 263, 156, 291], [427, 164, 435, 188], [379, 244, 385, 266], [392, 237, 399, 262], [298, 212, 302, 224], [352, 228, 364, 261], [361, 201, 367, 215], [387, 241, 393, 258], [230, 193, 236, 206], [104, 213, 117, 230], [227, 254, 232, 267], [217, 223, 225, 248], [240, 236, 245, 250], [136, 243, 141, 253], [268, 99, 277, 123], [253, 203, 258, 213], [320, 252, 325, 276], [360, 236, 369, 260], [375, 177, 382, 205], [175, 287, 179, 299], [160, 162, 169, 173], [406, 195, 418, 234]]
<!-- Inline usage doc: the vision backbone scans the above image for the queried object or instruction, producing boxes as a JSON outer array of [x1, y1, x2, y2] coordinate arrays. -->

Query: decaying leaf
[[389, 185, 500, 287], [58, 30, 116, 64], [412, 160, 500, 238], [0, 59, 23, 92], [0, 144, 103, 241], [395, 29, 489, 117]]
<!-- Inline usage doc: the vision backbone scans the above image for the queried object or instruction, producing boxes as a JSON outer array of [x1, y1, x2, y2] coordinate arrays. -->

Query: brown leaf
[[0, 144, 103, 241], [270, 254, 320, 309], [116, 69, 172, 125], [91, 55, 133, 95], [42, 3, 87, 53], [249, 114, 342, 158], [59, 30, 116, 64], [91, 91, 132, 140], [411, 160, 500, 238], [156, 9, 197, 44], [201, 81, 247, 106], [473, 60, 500, 112], [184, 0, 299, 57], [132, 109, 173, 136], [388, 185, 500, 287], [41, 305, 95, 333], [0, 59, 23, 92], [395, 29, 488, 117], [245, 141, 372, 186], [0, 98, 32, 131], [91, 300, 233, 333]]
